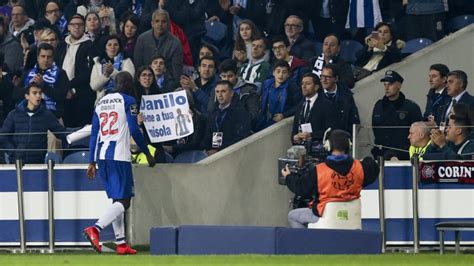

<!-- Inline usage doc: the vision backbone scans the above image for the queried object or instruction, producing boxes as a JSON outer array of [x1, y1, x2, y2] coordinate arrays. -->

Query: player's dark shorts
[[97, 160, 134, 199]]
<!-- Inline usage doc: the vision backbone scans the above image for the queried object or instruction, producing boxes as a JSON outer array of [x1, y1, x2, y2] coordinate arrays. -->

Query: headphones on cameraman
[[323, 128, 353, 152]]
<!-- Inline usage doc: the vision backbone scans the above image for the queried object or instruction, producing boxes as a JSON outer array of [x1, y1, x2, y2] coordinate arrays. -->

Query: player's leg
[[112, 198, 136, 255]]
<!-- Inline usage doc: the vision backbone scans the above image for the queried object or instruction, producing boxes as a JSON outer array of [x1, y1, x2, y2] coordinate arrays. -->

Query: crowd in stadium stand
[[0, 0, 473, 164]]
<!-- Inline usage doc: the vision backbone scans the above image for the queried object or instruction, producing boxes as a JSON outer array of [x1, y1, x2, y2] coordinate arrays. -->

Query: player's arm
[[126, 98, 155, 167], [87, 112, 100, 179]]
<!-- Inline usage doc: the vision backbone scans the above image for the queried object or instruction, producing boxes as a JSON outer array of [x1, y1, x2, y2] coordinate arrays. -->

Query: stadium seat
[[44, 152, 63, 164], [339, 40, 363, 63], [314, 41, 323, 56], [178, 225, 276, 255], [63, 151, 90, 164], [276, 228, 382, 254], [205, 21, 227, 43], [173, 150, 207, 163], [307, 199, 362, 230], [164, 152, 174, 163], [401, 38, 433, 55], [446, 14, 474, 33]]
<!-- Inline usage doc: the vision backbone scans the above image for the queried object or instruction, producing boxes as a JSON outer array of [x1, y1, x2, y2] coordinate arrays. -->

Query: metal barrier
[[377, 156, 386, 253], [411, 154, 420, 253], [12, 159, 56, 253]]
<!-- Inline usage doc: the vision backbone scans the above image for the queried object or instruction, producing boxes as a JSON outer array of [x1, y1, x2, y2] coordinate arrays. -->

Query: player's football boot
[[116, 243, 137, 255], [83, 226, 102, 253]]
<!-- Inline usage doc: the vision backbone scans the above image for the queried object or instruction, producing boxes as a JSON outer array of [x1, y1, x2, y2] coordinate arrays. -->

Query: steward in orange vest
[[283, 130, 379, 228]]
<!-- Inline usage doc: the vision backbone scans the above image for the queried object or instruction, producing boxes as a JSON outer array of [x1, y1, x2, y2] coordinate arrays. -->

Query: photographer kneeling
[[281, 130, 379, 228]]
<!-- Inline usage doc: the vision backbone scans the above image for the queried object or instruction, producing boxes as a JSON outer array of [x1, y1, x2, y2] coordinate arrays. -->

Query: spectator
[[134, 9, 183, 81], [134, 66, 160, 105], [372, 70, 423, 160], [43, 0, 68, 39], [9, 5, 34, 45], [119, 13, 139, 60], [292, 72, 336, 147], [85, 11, 108, 50], [441, 70, 474, 124], [311, 34, 355, 88], [284, 15, 316, 62], [0, 14, 23, 72], [283, 129, 378, 228], [314, 0, 349, 41], [77, 0, 116, 35], [201, 80, 251, 156], [424, 64, 451, 125], [165, 0, 206, 64], [90, 34, 135, 104], [149, 54, 178, 94], [198, 43, 218, 61], [233, 19, 264, 64], [426, 107, 474, 160], [24, 42, 69, 122], [320, 64, 360, 134], [209, 58, 260, 126], [57, 13, 96, 127], [0, 51, 14, 122], [179, 55, 219, 116], [23, 27, 61, 73], [256, 60, 300, 130], [271, 35, 307, 88], [345, 0, 383, 44], [239, 36, 271, 86], [405, 0, 446, 42], [219, 0, 267, 32], [0, 83, 69, 164], [355, 22, 404, 73], [408, 121, 432, 160]]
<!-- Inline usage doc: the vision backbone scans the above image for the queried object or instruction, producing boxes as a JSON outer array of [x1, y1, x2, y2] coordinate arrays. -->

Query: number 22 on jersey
[[99, 111, 119, 136]]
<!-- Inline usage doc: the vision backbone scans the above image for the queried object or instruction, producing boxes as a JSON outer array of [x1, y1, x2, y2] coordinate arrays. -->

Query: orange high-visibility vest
[[316, 160, 364, 216]]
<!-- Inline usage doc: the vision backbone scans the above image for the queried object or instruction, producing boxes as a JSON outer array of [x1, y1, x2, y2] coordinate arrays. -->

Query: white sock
[[112, 213, 126, 245], [96, 202, 125, 230]]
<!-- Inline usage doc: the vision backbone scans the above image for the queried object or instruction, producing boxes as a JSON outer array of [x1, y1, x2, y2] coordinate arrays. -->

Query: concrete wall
[[353, 24, 474, 157], [129, 118, 294, 245], [128, 25, 474, 245]]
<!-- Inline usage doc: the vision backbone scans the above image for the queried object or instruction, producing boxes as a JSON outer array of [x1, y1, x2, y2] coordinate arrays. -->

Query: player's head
[[115, 71, 135, 95]]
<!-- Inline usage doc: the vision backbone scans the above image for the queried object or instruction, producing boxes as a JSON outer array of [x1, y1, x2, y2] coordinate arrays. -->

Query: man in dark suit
[[285, 15, 317, 62], [292, 72, 336, 146], [440, 70, 474, 124], [320, 64, 360, 134]]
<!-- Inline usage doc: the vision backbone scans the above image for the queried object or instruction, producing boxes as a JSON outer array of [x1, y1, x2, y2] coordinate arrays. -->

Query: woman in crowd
[[134, 66, 160, 105], [355, 22, 405, 72], [77, 0, 116, 35], [233, 19, 262, 65], [90, 34, 135, 103], [85, 11, 107, 50], [119, 13, 140, 60]]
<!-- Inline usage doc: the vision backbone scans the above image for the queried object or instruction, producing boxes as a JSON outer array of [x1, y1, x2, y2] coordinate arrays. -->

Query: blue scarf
[[156, 74, 164, 89], [133, 0, 142, 16], [25, 63, 59, 111], [56, 15, 68, 38], [101, 53, 124, 92]]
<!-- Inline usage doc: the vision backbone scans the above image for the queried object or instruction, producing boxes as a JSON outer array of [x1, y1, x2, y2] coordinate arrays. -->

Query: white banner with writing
[[140, 91, 194, 143]]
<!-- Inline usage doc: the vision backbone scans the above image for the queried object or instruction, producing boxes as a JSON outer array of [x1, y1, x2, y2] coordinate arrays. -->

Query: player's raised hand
[[87, 163, 96, 179]]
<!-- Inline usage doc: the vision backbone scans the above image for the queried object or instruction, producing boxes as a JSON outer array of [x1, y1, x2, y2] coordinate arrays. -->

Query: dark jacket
[[286, 155, 379, 216], [372, 92, 423, 160], [56, 37, 97, 127], [321, 85, 360, 133], [201, 102, 252, 151], [0, 33, 23, 72], [424, 87, 451, 124], [192, 75, 219, 116], [292, 93, 337, 142], [290, 34, 317, 62], [425, 138, 474, 160], [0, 73, 14, 124], [0, 100, 67, 163], [436, 91, 474, 124], [166, 0, 207, 40], [208, 79, 261, 126], [355, 39, 404, 72]]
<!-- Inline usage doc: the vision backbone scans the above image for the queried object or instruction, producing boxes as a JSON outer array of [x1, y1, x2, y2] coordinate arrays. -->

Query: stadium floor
[[0, 253, 473, 265]]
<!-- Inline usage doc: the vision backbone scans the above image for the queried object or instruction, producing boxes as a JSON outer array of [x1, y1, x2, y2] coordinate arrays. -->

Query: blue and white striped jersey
[[89, 92, 148, 162]]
